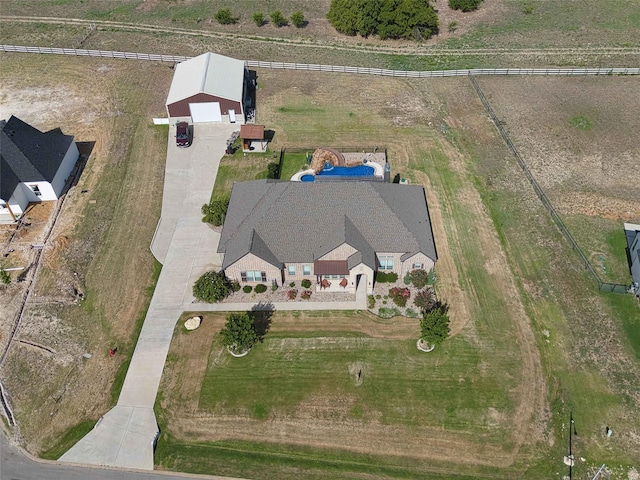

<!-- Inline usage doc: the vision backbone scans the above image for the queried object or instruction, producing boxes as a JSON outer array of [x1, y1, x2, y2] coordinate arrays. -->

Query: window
[[412, 262, 423, 269], [303, 265, 311, 275], [332, 274, 338, 279], [241, 271, 266, 282], [288, 265, 296, 276], [379, 255, 394, 270], [30, 185, 42, 197]]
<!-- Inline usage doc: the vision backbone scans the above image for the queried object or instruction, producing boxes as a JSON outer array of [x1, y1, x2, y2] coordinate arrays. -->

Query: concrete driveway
[[60, 122, 237, 470]]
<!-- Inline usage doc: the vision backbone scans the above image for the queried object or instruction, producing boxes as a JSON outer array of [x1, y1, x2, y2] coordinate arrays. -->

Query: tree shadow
[[250, 302, 275, 343]]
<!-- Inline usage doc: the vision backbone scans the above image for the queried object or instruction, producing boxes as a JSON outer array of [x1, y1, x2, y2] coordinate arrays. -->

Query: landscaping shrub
[[387, 272, 398, 282], [271, 282, 278, 291], [193, 271, 232, 303], [201, 197, 229, 226], [267, 162, 279, 179], [231, 280, 241, 292], [243, 285, 252, 294], [405, 308, 418, 318], [375, 294, 381, 299], [287, 289, 298, 300], [389, 286, 411, 307], [301, 279, 312, 288], [448, 0, 482, 11], [255, 284, 267, 293], [252, 12, 265, 26], [214, 8, 237, 24], [270, 10, 287, 27], [409, 269, 430, 289], [414, 287, 436, 311], [403, 272, 411, 285], [291, 11, 305, 28], [376, 271, 398, 282], [378, 307, 401, 319], [289, 281, 296, 288], [368, 295, 375, 309], [301, 290, 312, 299]]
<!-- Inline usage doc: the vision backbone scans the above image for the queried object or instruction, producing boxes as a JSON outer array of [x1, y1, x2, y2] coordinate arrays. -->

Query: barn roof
[[1, 116, 74, 201], [166, 52, 246, 106]]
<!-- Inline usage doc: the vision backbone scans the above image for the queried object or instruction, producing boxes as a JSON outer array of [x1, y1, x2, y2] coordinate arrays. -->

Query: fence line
[[469, 76, 629, 293], [2, 45, 639, 77]]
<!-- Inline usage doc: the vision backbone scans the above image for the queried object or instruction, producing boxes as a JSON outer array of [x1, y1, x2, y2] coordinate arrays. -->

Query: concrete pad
[[60, 406, 157, 470]]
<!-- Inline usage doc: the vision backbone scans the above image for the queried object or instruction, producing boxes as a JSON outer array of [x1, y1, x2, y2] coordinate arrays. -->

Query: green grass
[[279, 152, 309, 180], [39, 420, 95, 460], [210, 155, 275, 200], [200, 332, 512, 433], [570, 115, 592, 130]]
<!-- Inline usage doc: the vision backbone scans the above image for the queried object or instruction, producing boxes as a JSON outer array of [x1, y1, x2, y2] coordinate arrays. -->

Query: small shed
[[240, 124, 266, 152]]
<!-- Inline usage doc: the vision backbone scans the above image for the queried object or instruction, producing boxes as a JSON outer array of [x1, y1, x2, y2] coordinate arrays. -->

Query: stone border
[[227, 345, 250, 357], [417, 338, 435, 352]]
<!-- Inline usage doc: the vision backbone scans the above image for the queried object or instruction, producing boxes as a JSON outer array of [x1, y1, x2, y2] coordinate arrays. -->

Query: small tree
[[253, 12, 266, 26], [290, 11, 305, 28], [414, 287, 436, 311], [201, 197, 229, 226], [215, 8, 237, 25], [193, 270, 232, 303], [270, 10, 287, 27], [420, 304, 450, 347], [0, 266, 10, 285], [220, 312, 258, 354]]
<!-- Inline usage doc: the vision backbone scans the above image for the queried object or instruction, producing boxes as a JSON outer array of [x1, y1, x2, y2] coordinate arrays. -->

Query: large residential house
[[217, 180, 438, 294], [0, 116, 79, 223]]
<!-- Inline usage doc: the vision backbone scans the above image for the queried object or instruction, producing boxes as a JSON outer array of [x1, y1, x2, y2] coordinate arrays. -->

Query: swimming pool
[[300, 164, 376, 182]]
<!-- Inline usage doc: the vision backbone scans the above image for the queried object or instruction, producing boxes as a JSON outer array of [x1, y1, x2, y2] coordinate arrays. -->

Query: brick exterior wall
[[283, 262, 314, 283], [399, 252, 435, 278], [224, 253, 282, 286], [318, 243, 356, 261]]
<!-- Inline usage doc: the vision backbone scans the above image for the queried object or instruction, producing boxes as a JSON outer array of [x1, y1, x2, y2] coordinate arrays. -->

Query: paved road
[[1, 433, 241, 480], [60, 123, 236, 470]]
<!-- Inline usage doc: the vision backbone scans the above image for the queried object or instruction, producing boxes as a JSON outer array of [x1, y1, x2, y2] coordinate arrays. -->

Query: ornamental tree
[[201, 196, 229, 226], [220, 312, 258, 354], [420, 303, 450, 347]]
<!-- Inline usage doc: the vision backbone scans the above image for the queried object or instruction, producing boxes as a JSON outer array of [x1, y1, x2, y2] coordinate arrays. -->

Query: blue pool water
[[301, 164, 375, 182]]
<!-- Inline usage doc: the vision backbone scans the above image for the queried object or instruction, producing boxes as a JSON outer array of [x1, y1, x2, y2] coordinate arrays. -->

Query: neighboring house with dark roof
[[624, 222, 640, 296], [165, 52, 251, 124], [0, 116, 79, 223], [217, 180, 438, 294]]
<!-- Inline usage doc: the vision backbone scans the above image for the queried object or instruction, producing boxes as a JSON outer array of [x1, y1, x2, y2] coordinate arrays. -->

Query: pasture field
[[155, 70, 639, 479]]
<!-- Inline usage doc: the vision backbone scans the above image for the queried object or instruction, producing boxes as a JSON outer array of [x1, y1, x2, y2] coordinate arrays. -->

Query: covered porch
[[314, 260, 351, 293]]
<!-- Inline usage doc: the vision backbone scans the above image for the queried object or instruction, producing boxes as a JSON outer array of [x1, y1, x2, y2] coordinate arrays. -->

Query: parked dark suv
[[176, 122, 191, 147]]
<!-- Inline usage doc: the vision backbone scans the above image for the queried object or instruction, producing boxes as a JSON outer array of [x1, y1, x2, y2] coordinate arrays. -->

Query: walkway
[[60, 123, 236, 470]]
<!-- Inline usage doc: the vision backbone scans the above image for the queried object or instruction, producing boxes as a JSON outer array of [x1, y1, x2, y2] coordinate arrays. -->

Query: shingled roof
[[1, 116, 75, 201], [218, 180, 437, 270]]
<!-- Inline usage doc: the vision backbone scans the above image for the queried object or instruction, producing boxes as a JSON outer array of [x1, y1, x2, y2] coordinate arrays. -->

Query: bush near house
[[243, 285, 252, 293], [389, 286, 411, 307], [409, 269, 431, 289], [287, 289, 298, 300], [267, 162, 279, 179], [375, 271, 398, 283], [193, 271, 232, 303], [414, 287, 436, 311], [368, 295, 375, 308], [301, 290, 312, 299], [201, 197, 229, 226], [301, 279, 312, 288], [378, 307, 402, 319], [255, 284, 267, 293]]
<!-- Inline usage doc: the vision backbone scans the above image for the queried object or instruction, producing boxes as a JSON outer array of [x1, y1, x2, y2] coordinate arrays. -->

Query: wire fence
[[470, 77, 629, 294], [2, 45, 640, 77]]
